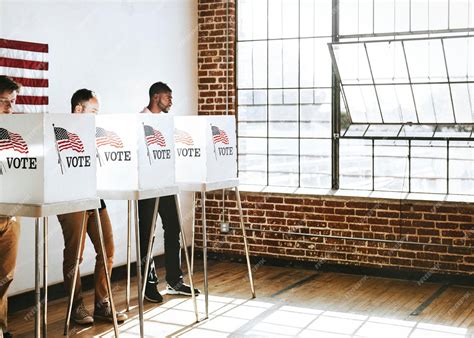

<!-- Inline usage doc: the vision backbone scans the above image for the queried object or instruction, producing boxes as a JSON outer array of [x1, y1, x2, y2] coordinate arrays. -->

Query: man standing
[[139, 82, 200, 302], [0, 75, 21, 338], [57, 89, 127, 325]]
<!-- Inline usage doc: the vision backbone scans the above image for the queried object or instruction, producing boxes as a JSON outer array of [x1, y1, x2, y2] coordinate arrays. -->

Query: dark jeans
[[138, 195, 183, 286]]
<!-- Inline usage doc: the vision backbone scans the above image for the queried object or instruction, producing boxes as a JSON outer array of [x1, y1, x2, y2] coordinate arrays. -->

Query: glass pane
[[450, 0, 470, 29], [411, 0, 429, 31], [269, 39, 299, 88], [238, 121, 267, 137], [300, 103, 331, 138], [268, 0, 299, 39], [412, 84, 454, 123], [237, 105, 266, 122], [238, 90, 267, 105], [239, 170, 267, 185], [365, 124, 403, 137], [300, 88, 331, 104], [331, 43, 372, 84], [343, 85, 382, 123], [339, 0, 359, 35], [435, 125, 473, 138], [300, 0, 332, 37], [444, 36, 474, 82], [404, 39, 447, 83], [300, 139, 331, 188], [238, 154, 267, 172], [238, 137, 266, 155], [450, 83, 474, 123], [395, 0, 410, 32], [366, 41, 409, 84], [269, 172, 299, 187], [269, 138, 298, 184], [399, 124, 436, 137], [376, 85, 417, 123], [343, 124, 369, 137], [339, 139, 373, 190], [411, 141, 447, 194], [374, 0, 395, 34], [429, 0, 449, 30], [374, 141, 409, 192], [268, 89, 298, 105], [237, 41, 267, 89], [269, 104, 298, 137], [238, 0, 267, 40], [300, 38, 332, 87], [449, 141, 474, 195]]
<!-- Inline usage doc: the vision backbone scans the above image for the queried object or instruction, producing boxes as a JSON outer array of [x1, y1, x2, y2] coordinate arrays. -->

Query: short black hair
[[71, 89, 95, 113], [0, 75, 21, 94], [149, 82, 172, 99]]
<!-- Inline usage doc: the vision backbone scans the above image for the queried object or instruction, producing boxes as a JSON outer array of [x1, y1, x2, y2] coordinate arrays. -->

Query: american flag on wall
[[54, 126, 84, 153], [174, 128, 194, 146], [0, 128, 29, 154], [211, 125, 229, 145], [144, 124, 166, 147], [96, 127, 124, 148], [0, 38, 48, 113]]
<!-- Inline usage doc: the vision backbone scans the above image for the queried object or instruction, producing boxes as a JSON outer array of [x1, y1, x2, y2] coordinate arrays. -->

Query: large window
[[237, 0, 474, 196]]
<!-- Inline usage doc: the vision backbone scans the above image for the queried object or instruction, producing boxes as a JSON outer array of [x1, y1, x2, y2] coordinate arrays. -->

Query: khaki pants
[[0, 216, 20, 331], [58, 209, 114, 307]]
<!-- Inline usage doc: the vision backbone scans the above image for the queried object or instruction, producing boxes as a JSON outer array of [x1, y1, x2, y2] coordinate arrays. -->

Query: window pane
[[429, 0, 449, 30], [238, 0, 267, 40], [269, 104, 298, 137], [269, 39, 299, 88], [404, 39, 447, 83], [238, 121, 267, 137], [269, 89, 298, 105], [300, 0, 332, 37], [366, 41, 409, 84], [374, 141, 410, 192], [238, 105, 266, 122], [365, 124, 403, 137], [444, 36, 474, 82], [331, 43, 372, 84], [412, 84, 454, 123], [451, 83, 474, 123], [343, 85, 382, 123], [449, 141, 474, 195], [374, 0, 395, 34], [376, 85, 417, 123], [238, 89, 267, 105], [450, 0, 470, 29], [340, 139, 373, 190], [300, 139, 331, 188], [411, 141, 447, 194], [395, 0, 410, 32], [268, 0, 299, 39], [339, 0, 373, 35], [300, 38, 332, 87], [237, 41, 267, 88], [269, 138, 298, 186], [238, 137, 266, 155], [411, 0, 429, 31]]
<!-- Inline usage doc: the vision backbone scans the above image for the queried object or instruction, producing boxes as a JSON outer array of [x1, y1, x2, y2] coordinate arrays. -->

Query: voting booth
[[0, 113, 96, 204], [96, 113, 175, 191], [174, 115, 237, 183]]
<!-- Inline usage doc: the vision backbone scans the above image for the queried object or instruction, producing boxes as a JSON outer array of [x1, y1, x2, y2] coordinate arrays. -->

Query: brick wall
[[197, 1, 474, 276], [198, 0, 236, 116]]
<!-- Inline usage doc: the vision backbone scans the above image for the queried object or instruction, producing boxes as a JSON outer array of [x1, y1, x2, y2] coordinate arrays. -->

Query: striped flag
[[144, 125, 166, 147], [0, 128, 29, 154], [96, 127, 124, 148], [54, 127, 84, 153], [211, 125, 229, 145], [174, 128, 194, 146], [0, 38, 48, 113]]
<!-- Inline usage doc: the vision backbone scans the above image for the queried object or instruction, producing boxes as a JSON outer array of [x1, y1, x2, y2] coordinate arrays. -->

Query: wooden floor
[[7, 259, 474, 337]]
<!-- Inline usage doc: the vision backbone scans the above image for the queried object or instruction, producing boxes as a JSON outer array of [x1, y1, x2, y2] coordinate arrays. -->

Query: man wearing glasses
[[0, 75, 21, 338]]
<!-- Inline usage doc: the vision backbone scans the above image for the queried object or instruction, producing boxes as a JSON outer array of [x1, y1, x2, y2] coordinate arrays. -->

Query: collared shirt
[[140, 107, 152, 114]]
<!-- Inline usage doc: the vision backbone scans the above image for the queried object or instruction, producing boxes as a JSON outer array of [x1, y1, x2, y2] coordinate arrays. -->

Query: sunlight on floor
[[91, 295, 470, 338]]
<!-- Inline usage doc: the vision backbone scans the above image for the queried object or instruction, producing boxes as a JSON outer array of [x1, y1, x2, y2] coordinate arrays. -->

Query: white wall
[[0, 0, 198, 295]]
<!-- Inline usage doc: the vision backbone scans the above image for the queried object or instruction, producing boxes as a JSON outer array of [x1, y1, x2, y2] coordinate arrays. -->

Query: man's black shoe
[[166, 281, 201, 296], [3, 332, 13, 338], [144, 282, 163, 303]]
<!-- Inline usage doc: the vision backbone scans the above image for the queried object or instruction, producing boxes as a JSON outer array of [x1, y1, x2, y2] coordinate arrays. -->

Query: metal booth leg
[[174, 195, 199, 323], [133, 200, 145, 338], [64, 211, 87, 336], [141, 198, 160, 302], [35, 218, 41, 338], [235, 187, 256, 298], [42, 217, 48, 337], [190, 193, 196, 276], [93, 209, 119, 337], [126, 200, 132, 312], [201, 191, 209, 319]]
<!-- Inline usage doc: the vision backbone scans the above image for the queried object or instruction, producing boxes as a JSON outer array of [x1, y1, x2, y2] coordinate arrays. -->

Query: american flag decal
[[0, 38, 49, 113], [54, 127, 84, 153], [174, 129, 194, 146], [96, 127, 124, 148], [211, 125, 229, 145], [144, 125, 166, 147], [0, 128, 29, 154]]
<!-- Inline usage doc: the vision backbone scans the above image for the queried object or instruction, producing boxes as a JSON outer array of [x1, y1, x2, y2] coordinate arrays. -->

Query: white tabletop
[[177, 178, 239, 192], [98, 186, 179, 200], [0, 198, 101, 218]]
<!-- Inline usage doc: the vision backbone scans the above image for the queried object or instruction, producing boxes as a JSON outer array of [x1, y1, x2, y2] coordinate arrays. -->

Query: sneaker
[[94, 300, 127, 323], [72, 302, 94, 325], [144, 282, 163, 303], [167, 281, 201, 296]]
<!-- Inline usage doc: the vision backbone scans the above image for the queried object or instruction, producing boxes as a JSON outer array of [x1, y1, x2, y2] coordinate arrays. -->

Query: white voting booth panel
[[174, 115, 237, 183], [96, 114, 175, 191], [0, 113, 96, 204]]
